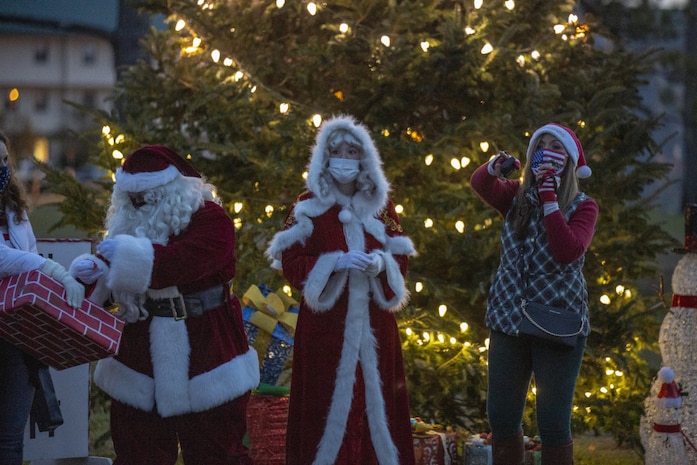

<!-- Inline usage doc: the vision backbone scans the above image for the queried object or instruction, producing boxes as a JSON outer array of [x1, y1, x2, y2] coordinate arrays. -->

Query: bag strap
[[521, 299, 583, 337]]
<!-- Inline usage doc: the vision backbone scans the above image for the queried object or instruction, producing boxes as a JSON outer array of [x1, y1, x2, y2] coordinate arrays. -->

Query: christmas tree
[[44, 0, 676, 450]]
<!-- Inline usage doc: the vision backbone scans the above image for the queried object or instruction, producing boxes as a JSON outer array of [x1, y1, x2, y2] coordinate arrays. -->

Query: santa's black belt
[[144, 285, 225, 320]]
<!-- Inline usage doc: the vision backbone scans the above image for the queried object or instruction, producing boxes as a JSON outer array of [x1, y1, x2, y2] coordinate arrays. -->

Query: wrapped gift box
[[242, 284, 298, 385], [413, 431, 459, 465], [0, 270, 123, 370], [462, 441, 491, 465], [246, 387, 289, 465]]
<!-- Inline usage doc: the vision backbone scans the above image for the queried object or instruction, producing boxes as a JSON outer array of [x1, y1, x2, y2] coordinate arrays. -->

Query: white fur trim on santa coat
[[106, 234, 154, 294], [93, 319, 259, 417], [312, 270, 399, 465]]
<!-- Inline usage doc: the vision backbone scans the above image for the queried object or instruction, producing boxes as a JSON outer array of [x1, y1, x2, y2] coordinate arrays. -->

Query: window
[[34, 43, 49, 63], [34, 92, 49, 112], [83, 44, 97, 65]]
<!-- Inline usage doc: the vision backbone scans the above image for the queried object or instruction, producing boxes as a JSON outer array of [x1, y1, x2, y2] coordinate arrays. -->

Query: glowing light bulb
[[504, 0, 514, 9], [307, 2, 317, 15], [415, 282, 424, 292], [481, 42, 493, 54], [102, 125, 111, 135], [265, 205, 274, 218], [340, 23, 349, 33], [438, 305, 447, 317], [192, 37, 202, 47], [211, 49, 220, 62], [437, 333, 445, 343], [568, 14, 578, 23], [600, 295, 611, 305], [451, 158, 461, 170], [381, 35, 391, 47], [465, 27, 475, 35], [223, 57, 233, 67], [480, 141, 489, 152], [234, 71, 244, 81], [420, 41, 429, 52], [279, 103, 290, 114], [175, 20, 186, 31], [395, 204, 404, 214], [234, 202, 243, 213], [276, 0, 285, 7], [531, 50, 540, 60], [615, 285, 625, 295], [425, 154, 434, 166], [517, 55, 525, 66], [406, 327, 413, 336], [461, 156, 471, 168], [283, 285, 292, 295], [460, 322, 469, 332], [554, 24, 565, 34], [115, 134, 125, 144], [312, 114, 322, 127], [455, 221, 465, 233], [474, 0, 483, 9], [424, 218, 434, 228], [112, 150, 124, 160], [233, 218, 242, 229]]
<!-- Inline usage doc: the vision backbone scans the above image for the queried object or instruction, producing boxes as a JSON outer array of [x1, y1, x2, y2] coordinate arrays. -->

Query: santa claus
[[266, 115, 417, 465], [70, 145, 259, 465]]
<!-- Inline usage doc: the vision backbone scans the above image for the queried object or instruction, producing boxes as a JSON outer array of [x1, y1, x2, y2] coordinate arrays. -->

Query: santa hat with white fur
[[527, 123, 592, 179], [115, 145, 201, 193]]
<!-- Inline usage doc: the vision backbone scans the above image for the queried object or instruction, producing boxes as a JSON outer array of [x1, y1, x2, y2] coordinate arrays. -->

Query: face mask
[[328, 158, 360, 184], [0, 166, 11, 193], [531, 148, 566, 176]]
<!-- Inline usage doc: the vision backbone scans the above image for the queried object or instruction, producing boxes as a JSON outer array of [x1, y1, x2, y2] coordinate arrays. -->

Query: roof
[[0, 0, 119, 37]]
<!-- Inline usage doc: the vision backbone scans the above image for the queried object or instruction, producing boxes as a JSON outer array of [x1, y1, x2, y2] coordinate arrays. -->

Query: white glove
[[41, 259, 85, 309], [364, 253, 385, 277], [335, 250, 372, 271], [72, 258, 103, 285], [96, 239, 117, 261]]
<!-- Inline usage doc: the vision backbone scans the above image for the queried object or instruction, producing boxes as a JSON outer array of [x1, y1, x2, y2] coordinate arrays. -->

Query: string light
[[279, 103, 290, 114], [380, 35, 391, 47], [474, 0, 483, 9], [394, 204, 404, 214], [233, 202, 243, 213], [175, 20, 186, 31], [600, 295, 611, 305], [339, 23, 349, 33], [420, 41, 429, 52], [438, 305, 447, 317], [415, 282, 424, 292], [276, 0, 285, 8], [424, 154, 434, 166], [455, 221, 465, 233], [211, 49, 220, 63], [312, 114, 322, 127], [307, 2, 317, 15], [504, 0, 515, 10], [480, 141, 489, 152], [480, 42, 493, 54], [112, 150, 124, 160], [424, 218, 434, 228]]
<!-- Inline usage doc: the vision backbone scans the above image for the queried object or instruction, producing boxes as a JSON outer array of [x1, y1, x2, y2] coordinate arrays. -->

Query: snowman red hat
[[115, 145, 201, 193], [528, 123, 592, 179], [656, 366, 682, 409]]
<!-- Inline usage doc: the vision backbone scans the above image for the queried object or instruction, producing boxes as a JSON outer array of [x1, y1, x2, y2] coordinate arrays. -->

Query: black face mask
[[0, 166, 10, 193], [129, 196, 147, 209]]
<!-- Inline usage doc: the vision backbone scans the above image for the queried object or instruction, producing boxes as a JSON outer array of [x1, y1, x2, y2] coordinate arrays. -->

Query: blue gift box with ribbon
[[241, 284, 299, 386]]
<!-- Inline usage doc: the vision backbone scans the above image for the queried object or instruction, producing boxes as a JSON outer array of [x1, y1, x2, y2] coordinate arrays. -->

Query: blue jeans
[[486, 330, 586, 446], [0, 340, 35, 465]]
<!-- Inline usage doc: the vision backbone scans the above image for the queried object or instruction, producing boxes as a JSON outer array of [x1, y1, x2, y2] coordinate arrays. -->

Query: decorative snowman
[[643, 367, 690, 465], [642, 204, 697, 464]]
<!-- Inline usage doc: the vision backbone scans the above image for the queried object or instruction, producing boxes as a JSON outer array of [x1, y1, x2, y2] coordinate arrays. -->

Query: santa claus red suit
[[70, 146, 259, 465], [266, 115, 417, 465]]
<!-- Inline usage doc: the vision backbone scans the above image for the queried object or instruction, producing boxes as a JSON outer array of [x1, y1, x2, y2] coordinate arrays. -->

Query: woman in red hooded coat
[[267, 115, 417, 465]]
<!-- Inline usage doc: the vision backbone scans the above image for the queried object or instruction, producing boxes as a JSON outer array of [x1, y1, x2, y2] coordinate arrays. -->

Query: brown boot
[[541, 440, 574, 465], [492, 432, 524, 465]]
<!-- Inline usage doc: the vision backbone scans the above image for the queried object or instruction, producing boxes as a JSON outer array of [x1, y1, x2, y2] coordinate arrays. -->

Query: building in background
[[0, 0, 147, 193]]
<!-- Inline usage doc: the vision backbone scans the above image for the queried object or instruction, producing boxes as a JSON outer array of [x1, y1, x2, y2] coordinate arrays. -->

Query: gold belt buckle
[[169, 295, 187, 320]]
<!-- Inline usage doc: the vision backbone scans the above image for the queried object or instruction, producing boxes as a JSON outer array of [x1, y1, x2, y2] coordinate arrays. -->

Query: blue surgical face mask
[[328, 158, 360, 184], [0, 166, 10, 193]]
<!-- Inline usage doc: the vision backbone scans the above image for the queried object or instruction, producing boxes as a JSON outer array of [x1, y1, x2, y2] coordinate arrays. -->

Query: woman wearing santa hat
[[266, 115, 417, 465], [470, 123, 598, 465], [70, 145, 259, 465]]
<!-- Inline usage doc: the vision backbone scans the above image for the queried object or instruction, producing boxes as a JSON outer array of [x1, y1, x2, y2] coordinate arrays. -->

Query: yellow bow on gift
[[242, 285, 299, 336]]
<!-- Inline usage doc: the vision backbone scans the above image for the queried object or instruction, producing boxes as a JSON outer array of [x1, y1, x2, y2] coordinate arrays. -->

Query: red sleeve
[[470, 163, 519, 216], [544, 198, 599, 264]]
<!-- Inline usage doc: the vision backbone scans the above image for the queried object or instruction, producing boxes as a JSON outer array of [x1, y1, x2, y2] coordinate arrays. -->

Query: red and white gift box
[[0, 270, 123, 370]]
